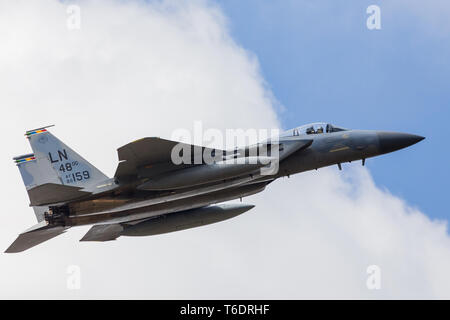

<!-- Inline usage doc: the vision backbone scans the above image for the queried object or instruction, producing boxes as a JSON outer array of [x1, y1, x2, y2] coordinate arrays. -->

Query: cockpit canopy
[[281, 123, 347, 137]]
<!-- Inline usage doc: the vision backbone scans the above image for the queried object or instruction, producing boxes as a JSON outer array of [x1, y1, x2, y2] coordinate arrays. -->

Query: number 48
[[59, 163, 73, 172]]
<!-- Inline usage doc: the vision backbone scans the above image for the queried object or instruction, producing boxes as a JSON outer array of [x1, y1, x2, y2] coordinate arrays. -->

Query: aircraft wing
[[114, 137, 224, 179], [114, 136, 313, 181], [5, 221, 69, 253]]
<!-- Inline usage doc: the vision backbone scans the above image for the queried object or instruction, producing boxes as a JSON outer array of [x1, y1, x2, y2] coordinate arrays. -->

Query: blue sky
[[218, 0, 449, 220]]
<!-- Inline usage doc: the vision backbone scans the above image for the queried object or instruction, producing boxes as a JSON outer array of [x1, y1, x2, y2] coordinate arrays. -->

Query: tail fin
[[14, 154, 49, 222], [14, 152, 60, 217], [25, 126, 109, 189], [14, 126, 108, 207]]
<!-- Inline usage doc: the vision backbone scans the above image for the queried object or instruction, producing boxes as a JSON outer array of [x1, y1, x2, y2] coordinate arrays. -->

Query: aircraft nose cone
[[377, 132, 425, 154]]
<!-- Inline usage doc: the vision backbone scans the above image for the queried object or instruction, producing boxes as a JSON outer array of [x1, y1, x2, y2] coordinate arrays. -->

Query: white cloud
[[0, 0, 448, 299]]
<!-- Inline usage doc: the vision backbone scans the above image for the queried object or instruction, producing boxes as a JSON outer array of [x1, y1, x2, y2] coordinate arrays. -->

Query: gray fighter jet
[[6, 123, 424, 252]]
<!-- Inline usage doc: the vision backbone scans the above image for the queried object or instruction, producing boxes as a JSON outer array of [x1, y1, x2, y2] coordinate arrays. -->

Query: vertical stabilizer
[[25, 126, 109, 189]]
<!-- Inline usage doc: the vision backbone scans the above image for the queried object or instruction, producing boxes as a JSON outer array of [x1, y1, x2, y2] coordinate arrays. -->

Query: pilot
[[316, 127, 324, 134], [306, 126, 315, 134]]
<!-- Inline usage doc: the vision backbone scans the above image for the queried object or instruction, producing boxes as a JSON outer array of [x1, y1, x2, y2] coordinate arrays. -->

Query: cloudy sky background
[[0, 0, 448, 298]]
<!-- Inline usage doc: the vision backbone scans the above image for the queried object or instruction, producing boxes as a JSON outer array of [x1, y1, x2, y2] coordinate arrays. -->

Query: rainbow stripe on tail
[[13, 154, 36, 164]]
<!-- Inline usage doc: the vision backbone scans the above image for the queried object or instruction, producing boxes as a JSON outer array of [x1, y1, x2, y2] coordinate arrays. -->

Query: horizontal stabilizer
[[5, 221, 68, 253], [80, 224, 123, 242], [28, 183, 91, 206]]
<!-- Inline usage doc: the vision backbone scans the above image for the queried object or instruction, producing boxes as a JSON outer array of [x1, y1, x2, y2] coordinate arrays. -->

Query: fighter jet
[[6, 123, 424, 252]]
